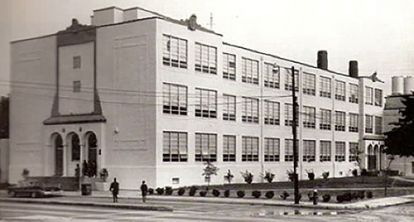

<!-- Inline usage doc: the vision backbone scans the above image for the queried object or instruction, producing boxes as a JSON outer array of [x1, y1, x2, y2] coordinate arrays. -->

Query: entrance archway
[[368, 145, 377, 170], [51, 133, 63, 176], [67, 132, 81, 176], [85, 132, 98, 177]]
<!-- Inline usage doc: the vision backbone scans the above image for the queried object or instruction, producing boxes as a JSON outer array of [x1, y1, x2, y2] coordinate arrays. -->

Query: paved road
[[1, 201, 413, 221]]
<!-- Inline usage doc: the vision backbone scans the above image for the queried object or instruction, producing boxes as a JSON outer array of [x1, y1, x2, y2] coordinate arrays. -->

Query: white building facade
[[9, 6, 385, 189]]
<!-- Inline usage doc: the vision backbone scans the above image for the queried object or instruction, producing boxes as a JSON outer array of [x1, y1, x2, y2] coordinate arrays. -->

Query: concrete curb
[[0, 197, 173, 212]]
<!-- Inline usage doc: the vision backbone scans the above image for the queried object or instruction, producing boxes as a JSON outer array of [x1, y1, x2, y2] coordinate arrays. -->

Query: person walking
[[109, 178, 119, 203], [140, 180, 148, 203]]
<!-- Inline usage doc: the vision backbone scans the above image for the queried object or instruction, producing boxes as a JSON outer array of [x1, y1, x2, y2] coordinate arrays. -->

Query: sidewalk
[[1, 189, 413, 211]]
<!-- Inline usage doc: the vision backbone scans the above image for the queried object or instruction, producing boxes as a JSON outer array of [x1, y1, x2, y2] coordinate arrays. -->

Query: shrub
[[212, 189, 220, 197], [156, 187, 164, 195], [264, 171, 275, 183], [237, 190, 245, 198], [252, 190, 261, 198], [99, 168, 109, 182], [280, 191, 289, 200], [199, 190, 207, 197], [224, 190, 230, 197], [307, 172, 315, 180], [357, 191, 365, 199], [148, 188, 154, 195], [189, 186, 198, 196], [352, 169, 358, 177], [322, 194, 331, 202], [177, 188, 185, 196], [367, 191, 373, 199], [322, 171, 329, 179], [265, 191, 274, 199], [241, 171, 253, 184], [360, 169, 368, 176], [342, 192, 352, 202], [287, 170, 295, 182], [336, 195, 344, 203], [22, 168, 30, 178], [165, 186, 173, 195]]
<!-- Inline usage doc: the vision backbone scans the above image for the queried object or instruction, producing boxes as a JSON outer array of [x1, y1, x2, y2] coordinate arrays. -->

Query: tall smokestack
[[317, 50, 328, 70], [349, 60, 358, 78]]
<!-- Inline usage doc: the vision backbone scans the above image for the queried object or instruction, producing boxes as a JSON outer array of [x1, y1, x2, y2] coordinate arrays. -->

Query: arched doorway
[[85, 132, 98, 177], [67, 133, 81, 176], [367, 145, 377, 170], [52, 133, 63, 176]]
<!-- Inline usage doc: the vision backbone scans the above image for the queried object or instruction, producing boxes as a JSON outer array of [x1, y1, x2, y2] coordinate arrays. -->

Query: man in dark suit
[[109, 178, 119, 203]]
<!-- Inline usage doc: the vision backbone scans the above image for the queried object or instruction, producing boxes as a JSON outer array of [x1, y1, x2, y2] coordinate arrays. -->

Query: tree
[[202, 161, 218, 189], [223, 169, 234, 184], [384, 95, 414, 157]]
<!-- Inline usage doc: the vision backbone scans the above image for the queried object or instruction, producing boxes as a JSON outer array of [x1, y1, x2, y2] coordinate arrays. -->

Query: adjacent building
[[383, 76, 414, 176], [9, 6, 385, 189]]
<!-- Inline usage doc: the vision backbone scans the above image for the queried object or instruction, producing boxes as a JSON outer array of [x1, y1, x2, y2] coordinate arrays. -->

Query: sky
[[1, 0, 414, 96]]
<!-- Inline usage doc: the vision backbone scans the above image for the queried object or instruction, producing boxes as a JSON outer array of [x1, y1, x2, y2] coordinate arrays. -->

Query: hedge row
[[151, 186, 374, 202]]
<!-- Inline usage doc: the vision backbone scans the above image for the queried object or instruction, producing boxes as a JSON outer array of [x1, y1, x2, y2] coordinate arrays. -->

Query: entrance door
[[54, 135, 63, 176], [367, 145, 377, 170], [87, 133, 98, 176]]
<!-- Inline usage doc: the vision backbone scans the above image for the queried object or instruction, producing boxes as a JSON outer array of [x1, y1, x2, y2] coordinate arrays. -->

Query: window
[[335, 80, 346, 101], [320, 76, 331, 98], [374, 89, 383, 106], [303, 73, 316, 95], [365, 87, 373, 105], [285, 139, 294, 162], [195, 42, 217, 74], [163, 35, 187, 68], [264, 63, 280, 88], [223, 53, 236, 80], [365, 115, 373, 134], [195, 133, 217, 162], [349, 84, 359, 103], [320, 109, 331, 130], [284, 103, 298, 126], [163, 131, 187, 162], [163, 83, 187, 115], [349, 113, 359, 132], [335, 111, 346, 131], [223, 94, 236, 121], [242, 97, 259, 123], [335, 141, 346, 162], [375, 116, 383, 135], [73, 81, 81, 92], [242, 136, 259, 161], [320, 141, 331, 162], [303, 140, 316, 162], [303, 106, 316, 128], [223, 135, 236, 162], [264, 100, 280, 125], [195, 88, 217, 118], [264, 138, 280, 161], [285, 68, 299, 91], [242, 58, 259, 84], [349, 142, 359, 162], [73, 56, 81, 69]]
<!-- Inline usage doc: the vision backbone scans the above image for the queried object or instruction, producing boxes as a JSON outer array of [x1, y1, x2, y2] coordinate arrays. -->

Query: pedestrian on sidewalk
[[140, 180, 148, 203], [109, 178, 119, 203]]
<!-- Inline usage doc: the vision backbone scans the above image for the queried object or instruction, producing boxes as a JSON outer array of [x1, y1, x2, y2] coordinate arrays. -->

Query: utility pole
[[291, 66, 300, 204]]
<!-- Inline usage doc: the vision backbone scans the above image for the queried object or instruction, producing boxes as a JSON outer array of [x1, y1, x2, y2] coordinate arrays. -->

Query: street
[[0, 201, 413, 221]]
